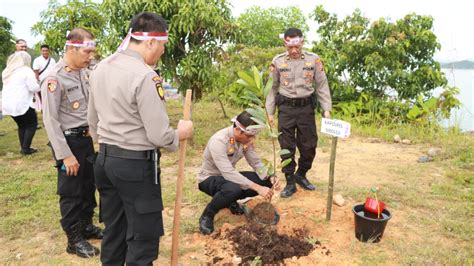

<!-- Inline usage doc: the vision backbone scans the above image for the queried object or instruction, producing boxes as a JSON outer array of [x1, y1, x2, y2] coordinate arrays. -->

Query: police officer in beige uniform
[[88, 12, 193, 265], [266, 28, 332, 198], [198, 111, 280, 235], [41, 28, 102, 258]]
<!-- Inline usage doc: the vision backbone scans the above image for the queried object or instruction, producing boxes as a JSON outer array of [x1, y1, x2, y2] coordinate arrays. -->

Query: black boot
[[65, 222, 100, 258], [294, 169, 316, 191], [81, 219, 104, 240], [280, 173, 297, 198], [228, 202, 244, 215], [199, 205, 216, 235]]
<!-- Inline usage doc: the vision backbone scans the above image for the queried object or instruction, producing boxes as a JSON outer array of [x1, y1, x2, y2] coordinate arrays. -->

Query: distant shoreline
[[440, 60, 474, 70]]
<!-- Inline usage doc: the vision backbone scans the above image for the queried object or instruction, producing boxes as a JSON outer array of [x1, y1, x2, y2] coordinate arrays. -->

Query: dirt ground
[[1, 136, 436, 264]]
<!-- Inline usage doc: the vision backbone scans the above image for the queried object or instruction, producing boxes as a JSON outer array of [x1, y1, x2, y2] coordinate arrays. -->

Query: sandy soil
[[1, 136, 439, 265]]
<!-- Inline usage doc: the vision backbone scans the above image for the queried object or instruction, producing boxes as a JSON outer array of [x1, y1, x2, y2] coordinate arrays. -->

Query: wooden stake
[[326, 136, 338, 221], [170, 89, 192, 265]]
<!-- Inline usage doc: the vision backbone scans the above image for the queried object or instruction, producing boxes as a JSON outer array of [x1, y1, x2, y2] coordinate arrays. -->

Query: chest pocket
[[279, 67, 294, 87], [65, 86, 85, 111]]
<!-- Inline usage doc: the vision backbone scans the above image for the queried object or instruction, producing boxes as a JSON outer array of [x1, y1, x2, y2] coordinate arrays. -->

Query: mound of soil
[[251, 202, 276, 224], [225, 223, 316, 263]]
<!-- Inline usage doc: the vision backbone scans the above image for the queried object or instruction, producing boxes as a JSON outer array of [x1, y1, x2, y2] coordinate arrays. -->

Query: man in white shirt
[[33, 44, 56, 82]]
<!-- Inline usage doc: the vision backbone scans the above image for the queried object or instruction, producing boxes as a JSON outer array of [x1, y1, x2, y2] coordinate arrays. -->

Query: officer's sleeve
[[265, 59, 280, 115], [208, 138, 254, 189], [136, 73, 179, 151], [41, 77, 73, 160], [244, 147, 268, 180], [25, 68, 40, 93], [87, 84, 99, 142], [314, 56, 332, 111]]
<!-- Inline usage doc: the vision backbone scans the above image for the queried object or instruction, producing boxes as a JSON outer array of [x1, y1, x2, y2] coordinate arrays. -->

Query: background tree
[[0, 16, 15, 88], [236, 6, 309, 48], [311, 5, 447, 102], [31, 0, 105, 55], [101, 0, 238, 99]]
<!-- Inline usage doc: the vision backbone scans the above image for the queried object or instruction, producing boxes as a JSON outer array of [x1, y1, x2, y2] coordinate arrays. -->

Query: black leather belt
[[278, 94, 312, 107], [99, 143, 160, 160], [64, 126, 90, 137]]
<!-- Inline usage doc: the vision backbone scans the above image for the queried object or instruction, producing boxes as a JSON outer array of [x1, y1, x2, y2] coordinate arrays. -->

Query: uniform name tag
[[66, 86, 79, 92], [321, 118, 351, 138], [279, 68, 290, 72]]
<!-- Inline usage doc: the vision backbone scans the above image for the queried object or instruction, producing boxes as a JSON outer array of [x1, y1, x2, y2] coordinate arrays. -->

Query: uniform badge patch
[[152, 75, 165, 101], [316, 58, 324, 72], [156, 84, 165, 100], [229, 137, 235, 145], [152, 76, 162, 83], [72, 101, 80, 109], [281, 63, 288, 68], [284, 80, 289, 86], [47, 80, 57, 92], [305, 62, 313, 67]]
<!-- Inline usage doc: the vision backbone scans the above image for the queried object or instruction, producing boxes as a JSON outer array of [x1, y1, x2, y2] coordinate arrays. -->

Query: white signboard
[[321, 118, 351, 138]]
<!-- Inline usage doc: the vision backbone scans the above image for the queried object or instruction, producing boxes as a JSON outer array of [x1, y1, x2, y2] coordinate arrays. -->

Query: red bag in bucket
[[364, 197, 385, 215]]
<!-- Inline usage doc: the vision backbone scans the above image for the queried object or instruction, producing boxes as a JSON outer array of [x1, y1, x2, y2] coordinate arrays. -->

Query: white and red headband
[[65, 40, 96, 48], [231, 117, 260, 136], [118, 28, 169, 51], [284, 36, 304, 46]]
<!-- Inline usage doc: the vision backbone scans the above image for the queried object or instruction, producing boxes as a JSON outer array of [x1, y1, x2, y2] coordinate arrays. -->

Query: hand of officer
[[256, 185, 273, 200], [323, 110, 331, 118], [269, 175, 281, 191], [177, 119, 193, 140], [268, 115, 274, 126], [63, 155, 80, 176]]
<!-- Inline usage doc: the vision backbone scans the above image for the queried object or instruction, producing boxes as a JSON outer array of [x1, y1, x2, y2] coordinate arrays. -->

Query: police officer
[[41, 28, 102, 258], [198, 111, 280, 235], [88, 12, 193, 265], [266, 28, 332, 198]]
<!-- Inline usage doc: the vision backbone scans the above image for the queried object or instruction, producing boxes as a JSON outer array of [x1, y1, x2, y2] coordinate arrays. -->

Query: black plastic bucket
[[352, 204, 392, 243]]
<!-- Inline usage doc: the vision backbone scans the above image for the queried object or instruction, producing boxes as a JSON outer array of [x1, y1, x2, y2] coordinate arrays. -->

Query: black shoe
[[83, 223, 103, 240], [20, 148, 37, 155], [228, 202, 244, 215], [65, 222, 100, 258], [294, 171, 316, 191], [199, 206, 215, 235], [66, 240, 100, 258], [280, 174, 297, 198]]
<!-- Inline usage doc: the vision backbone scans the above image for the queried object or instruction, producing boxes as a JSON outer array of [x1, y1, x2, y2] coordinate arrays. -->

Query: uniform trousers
[[94, 146, 163, 266], [56, 136, 97, 230], [199, 171, 272, 213], [277, 103, 318, 174]]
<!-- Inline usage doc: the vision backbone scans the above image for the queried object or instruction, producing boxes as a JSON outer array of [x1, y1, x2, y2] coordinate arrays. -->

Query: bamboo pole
[[170, 89, 192, 265], [326, 136, 338, 221]]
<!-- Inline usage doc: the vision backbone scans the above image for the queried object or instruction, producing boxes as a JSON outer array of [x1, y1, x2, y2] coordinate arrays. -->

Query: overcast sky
[[1, 0, 472, 61]]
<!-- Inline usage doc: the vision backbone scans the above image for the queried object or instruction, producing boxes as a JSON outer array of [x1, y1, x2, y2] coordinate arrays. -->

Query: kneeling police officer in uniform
[[197, 111, 280, 234]]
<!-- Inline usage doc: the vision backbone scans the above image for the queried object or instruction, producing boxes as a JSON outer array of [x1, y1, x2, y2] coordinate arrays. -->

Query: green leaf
[[252, 66, 262, 90], [247, 124, 267, 130], [281, 158, 292, 168], [279, 149, 290, 156], [237, 70, 257, 88], [246, 107, 267, 123], [263, 76, 273, 97], [250, 117, 266, 126]]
